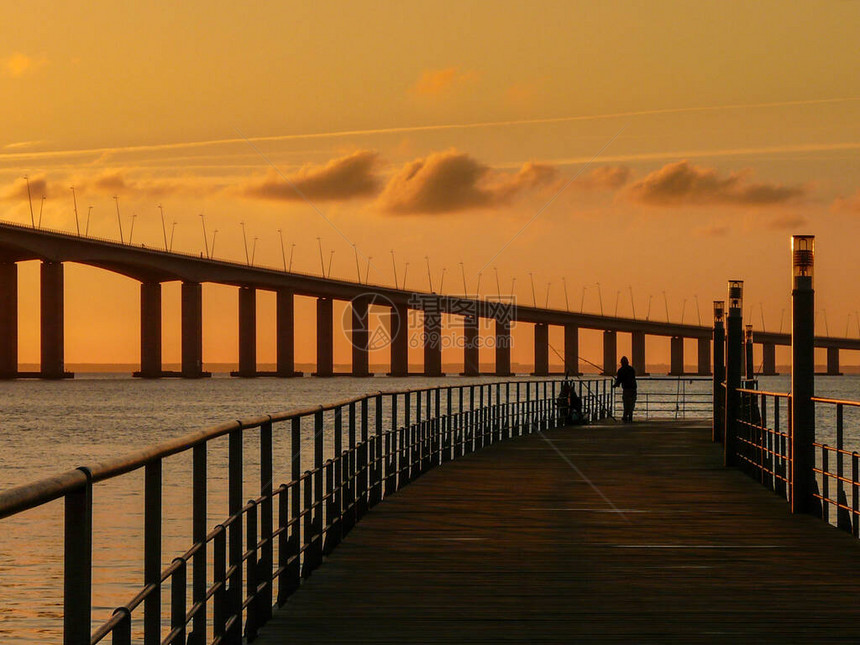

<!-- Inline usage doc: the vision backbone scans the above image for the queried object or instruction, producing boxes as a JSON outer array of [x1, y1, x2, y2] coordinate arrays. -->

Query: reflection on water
[[1, 373, 858, 642]]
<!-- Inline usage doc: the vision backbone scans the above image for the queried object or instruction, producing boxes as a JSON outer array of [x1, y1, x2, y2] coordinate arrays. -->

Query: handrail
[[738, 388, 791, 398], [811, 396, 860, 408], [1, 376, 615, 644]]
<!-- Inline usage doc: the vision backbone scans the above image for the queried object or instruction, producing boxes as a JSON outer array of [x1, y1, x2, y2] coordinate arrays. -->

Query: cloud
[[575, 165, 632, 191], [377, 149, 558, 214], [410, 67, 478, 97], [2, 52, 47, 77], [239, 150, 380, 202], [831, 189, 860, 213], [0, 175, 53, 201], [626, 160, 805, 207], [765, 213, 808, 230]]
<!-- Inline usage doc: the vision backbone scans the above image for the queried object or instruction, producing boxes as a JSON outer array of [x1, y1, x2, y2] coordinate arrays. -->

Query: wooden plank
[[255, 420, 860, 642]]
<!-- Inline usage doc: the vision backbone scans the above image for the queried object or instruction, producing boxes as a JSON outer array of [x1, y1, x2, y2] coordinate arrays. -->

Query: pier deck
[[255, 420, 860, 643]]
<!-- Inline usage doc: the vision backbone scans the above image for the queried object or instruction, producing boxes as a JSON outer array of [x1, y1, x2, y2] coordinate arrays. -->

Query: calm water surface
[[2, 373, 859, 642]]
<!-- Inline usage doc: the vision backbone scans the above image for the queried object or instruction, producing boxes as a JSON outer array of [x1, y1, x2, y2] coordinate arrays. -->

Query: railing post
[[724, 281, 743, 467], [853, 452, 859, 538], [259, 419, 273, 625], [170, 559, 187, 644], [144, 459, 162, 645], [375, 394, 384, 503], [312, 409, 324, 566], [837, 405, 850, 531], [333, 407, 343, 543], [284, 417, 301, 598], [191, 443, 207, 642], [227, 429, 243, 641], [213, 526, 227, 639], [791, 235, 817, 516], [111, 608, 132, 645], [64, 467, 92, 645], [713, 301, 726, 443], [387, 394, 397, 494], [244, 500, 260, 642]]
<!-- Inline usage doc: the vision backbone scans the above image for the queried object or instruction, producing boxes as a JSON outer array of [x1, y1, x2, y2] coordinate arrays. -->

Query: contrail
[[495, 141, 860, 168], [1, 96, 858, 162]]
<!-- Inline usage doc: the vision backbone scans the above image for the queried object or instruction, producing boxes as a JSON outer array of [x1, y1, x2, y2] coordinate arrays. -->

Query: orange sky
[[1, 1, 859, 369]]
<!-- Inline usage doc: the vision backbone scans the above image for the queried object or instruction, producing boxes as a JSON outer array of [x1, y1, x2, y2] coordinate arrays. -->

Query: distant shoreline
[[11, 363, 860, 375]]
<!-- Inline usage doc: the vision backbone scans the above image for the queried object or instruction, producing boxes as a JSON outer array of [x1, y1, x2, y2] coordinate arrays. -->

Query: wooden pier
[[255, 420, 860, 643]]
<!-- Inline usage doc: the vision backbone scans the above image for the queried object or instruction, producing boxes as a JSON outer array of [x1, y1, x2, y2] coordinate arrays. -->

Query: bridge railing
[[730, 388, 860, 536], [735, 387, 792, 501], [0, 377, 613, 645]]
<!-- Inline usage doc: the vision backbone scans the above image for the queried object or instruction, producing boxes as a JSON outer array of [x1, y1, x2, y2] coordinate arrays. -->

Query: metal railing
[[613, 376, 713, 419], [735, 387, 792, 501], [0, 378, 612, 644], [731, 388, 860, 536], [811, 397, 860, 535]]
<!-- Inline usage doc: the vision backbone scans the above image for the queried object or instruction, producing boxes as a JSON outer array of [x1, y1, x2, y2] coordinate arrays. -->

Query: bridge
[[1, 220, 857, 379]]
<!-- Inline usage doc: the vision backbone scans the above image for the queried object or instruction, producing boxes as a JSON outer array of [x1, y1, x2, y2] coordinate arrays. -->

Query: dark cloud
[[377, 150, 558, 214], [1, 175, 52, 201], [240, 150, 380, 201], [626, 160, 804, 207]]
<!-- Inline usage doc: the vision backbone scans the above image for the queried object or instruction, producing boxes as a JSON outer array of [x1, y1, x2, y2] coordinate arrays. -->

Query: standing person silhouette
[[612, 356, 637, 423]]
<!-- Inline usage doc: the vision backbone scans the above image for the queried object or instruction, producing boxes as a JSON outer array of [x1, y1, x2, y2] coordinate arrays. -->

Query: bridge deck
[[254, 420, 860, 643]]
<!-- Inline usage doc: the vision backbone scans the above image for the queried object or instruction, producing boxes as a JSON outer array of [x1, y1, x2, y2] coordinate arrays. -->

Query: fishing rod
[[547, 342, 615, 418]]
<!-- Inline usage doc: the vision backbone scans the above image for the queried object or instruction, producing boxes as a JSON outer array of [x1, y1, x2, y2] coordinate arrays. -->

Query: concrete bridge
[[0, 220, 857, 379]]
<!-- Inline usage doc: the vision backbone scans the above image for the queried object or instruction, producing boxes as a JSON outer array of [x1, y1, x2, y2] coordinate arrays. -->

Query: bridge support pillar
[[423, 311, 442, 376], [533, 323, 549, 375], [139, 281, 162, 378], [462, 315, 479, 376], [0, 262, 17, 378], [495, 319, 512, 376], [351, 296, 370, 377], [826, 347, 841, 376], [669, 336, 684, 375], [564, 323, 581, 375], [697, 337, 711, 376], [40, 261, 65, 379], [631, 331, 647, 376], [761, 342, 778, 375], [389, 303, 408, 376], [315, 297, 334, 377], [276, 289, 300, 376], [237, 286, 257, 377], [181, 281, 204, 378], [602, 330, 616, 376]]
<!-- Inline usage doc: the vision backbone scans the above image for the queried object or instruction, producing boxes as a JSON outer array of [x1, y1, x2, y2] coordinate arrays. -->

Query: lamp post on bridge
[[791, 235, 817, 516], [713, 300, 725, 444], [744, 324, 755, 380], [724, 280, 743, 467]]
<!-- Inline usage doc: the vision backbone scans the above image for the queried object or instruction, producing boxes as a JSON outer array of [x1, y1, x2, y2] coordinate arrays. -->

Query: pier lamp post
[[724, 280, 743, 467], [791, 235, 817, 515], [744, 324, 755, 381], [713, 301, 725, 444]]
